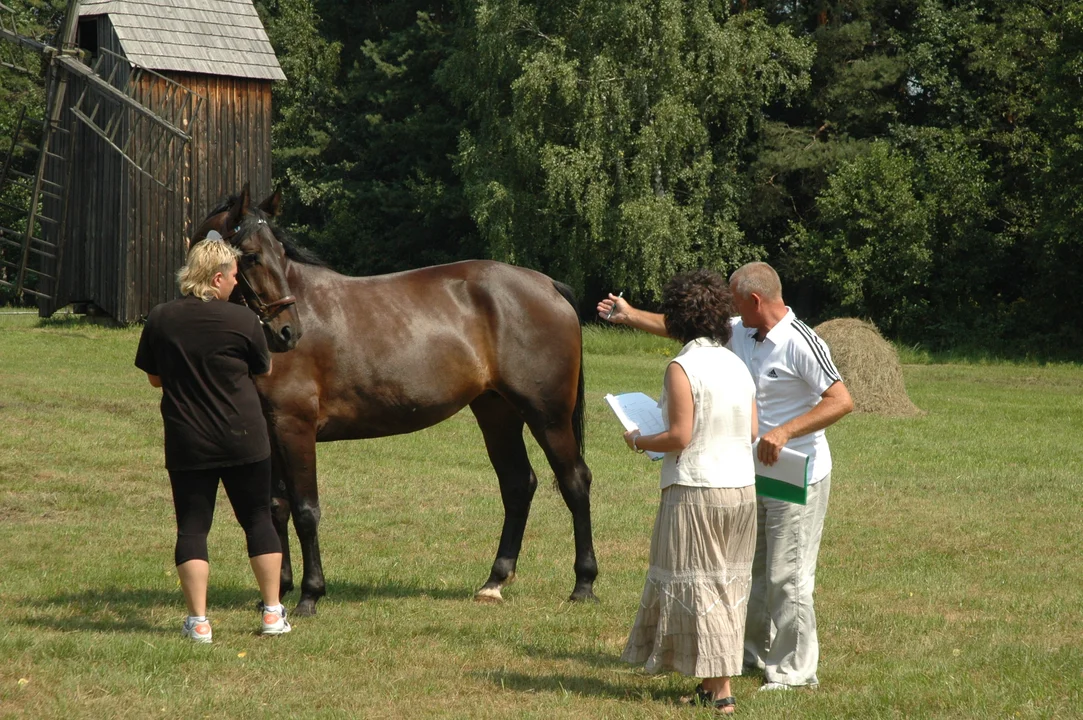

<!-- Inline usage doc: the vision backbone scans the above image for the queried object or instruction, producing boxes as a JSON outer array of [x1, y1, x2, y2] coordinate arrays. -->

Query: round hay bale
[[812, 318, 923, 417]]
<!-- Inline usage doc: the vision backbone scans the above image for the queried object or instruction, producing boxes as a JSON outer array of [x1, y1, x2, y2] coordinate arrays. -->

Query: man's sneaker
[[759, 682, 794, 692], [182, 616, 212, 644], [260, 604, 291, 636]]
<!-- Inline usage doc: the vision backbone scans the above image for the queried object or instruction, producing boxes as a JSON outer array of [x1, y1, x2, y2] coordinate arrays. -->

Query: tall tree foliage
[[1034, 2, 1083, 348], [742, 0, 1078, 353], [256, 0, 341, 209], [0, 0, 66, 304], [259, 0, 478, 276], [739, 1, 912, 256], [2, 0, 1078, 354], [443, 0, 812, 299]]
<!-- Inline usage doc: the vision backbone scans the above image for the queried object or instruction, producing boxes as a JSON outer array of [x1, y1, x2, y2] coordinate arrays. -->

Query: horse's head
[[193, 183, 302, 352]]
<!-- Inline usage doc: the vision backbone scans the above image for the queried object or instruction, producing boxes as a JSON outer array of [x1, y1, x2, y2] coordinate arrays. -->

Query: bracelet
[[632, 435, 645, 454]]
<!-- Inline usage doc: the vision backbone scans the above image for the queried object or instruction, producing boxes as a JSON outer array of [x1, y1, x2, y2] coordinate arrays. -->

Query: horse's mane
[[270, 222, 328, 268], [208, 193, 328, 268]]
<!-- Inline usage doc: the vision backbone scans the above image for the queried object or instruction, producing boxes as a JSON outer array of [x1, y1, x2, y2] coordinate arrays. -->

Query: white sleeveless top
[[659, 338, 756, 490]]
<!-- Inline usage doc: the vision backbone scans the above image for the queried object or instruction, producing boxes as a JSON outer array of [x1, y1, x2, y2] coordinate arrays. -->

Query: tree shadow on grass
[[472, 669, 681, 705], [319, 578, 473, 604], [519, 642, 629, 669], [19, 578, 476, 634], [20, 585, 262, 634]]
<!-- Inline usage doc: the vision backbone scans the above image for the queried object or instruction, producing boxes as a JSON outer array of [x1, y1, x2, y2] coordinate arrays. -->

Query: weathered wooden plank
[[44, 3, 278, 320]]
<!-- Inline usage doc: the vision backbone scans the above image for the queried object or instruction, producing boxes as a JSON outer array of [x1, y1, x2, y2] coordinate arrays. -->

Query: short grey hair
[[729, 261, 782, 300], [178, 239, 241, 301]]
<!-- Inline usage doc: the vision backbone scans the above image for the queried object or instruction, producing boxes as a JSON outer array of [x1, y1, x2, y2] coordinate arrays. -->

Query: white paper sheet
[[604, 392, 665, 460]]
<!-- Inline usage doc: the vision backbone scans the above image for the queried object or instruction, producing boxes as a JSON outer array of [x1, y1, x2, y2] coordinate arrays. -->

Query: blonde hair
[[729, 261, 782, 301], [179, 239, 241, 301]]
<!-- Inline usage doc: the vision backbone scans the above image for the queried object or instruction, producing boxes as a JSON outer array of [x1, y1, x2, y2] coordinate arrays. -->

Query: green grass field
[[1, 313, 1081, 719]]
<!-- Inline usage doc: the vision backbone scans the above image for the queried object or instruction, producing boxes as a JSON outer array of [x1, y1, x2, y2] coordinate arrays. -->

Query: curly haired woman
[[619, 269, 757, 714]]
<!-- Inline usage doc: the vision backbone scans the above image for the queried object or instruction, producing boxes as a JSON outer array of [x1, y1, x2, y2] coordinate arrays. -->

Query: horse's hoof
[[567, 588, 599, 603], [474, 587, 504, 603], [293, 598, 318, 617]]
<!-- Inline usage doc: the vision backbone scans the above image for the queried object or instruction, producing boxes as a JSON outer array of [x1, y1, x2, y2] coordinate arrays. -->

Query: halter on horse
[[196, 184, 302, 352], [205, 217, 298, 331]]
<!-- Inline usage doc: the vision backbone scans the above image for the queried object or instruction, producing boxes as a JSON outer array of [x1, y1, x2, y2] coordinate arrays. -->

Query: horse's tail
[[552, 280, 586, 456]]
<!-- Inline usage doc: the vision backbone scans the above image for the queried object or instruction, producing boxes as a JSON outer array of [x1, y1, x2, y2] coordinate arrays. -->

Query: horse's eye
[[244, 253, 261, 265]]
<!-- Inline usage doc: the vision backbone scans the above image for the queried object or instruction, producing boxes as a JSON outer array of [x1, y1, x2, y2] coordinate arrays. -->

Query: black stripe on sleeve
[[793, 319, 841, 383]]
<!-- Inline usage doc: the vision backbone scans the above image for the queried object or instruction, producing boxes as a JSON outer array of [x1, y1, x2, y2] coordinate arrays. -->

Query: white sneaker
[[260, 604, 291, 636], [759, 682, 793, 692], [182, 616, 212, 644]]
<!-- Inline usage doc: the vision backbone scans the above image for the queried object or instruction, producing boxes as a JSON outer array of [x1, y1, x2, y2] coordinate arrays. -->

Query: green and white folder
[[753, 440, 810, 505]]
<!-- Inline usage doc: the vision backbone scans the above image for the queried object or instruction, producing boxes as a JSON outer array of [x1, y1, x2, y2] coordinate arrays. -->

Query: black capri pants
[[168, 457, 281, 565]]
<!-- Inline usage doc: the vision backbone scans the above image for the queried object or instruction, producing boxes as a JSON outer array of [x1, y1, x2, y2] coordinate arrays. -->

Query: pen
[[606, 291, 623, 320]]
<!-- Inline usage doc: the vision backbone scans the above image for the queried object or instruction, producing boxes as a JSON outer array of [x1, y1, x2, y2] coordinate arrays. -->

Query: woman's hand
[[623, 429, 643, 452]]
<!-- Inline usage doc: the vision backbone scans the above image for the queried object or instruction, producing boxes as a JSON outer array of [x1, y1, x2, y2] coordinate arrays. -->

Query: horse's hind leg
[[470, 392, 538, 602], [531, 422, 598, 602]]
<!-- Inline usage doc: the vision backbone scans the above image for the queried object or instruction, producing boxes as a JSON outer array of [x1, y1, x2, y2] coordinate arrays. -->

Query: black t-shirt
[[135, 295, 272, 471]]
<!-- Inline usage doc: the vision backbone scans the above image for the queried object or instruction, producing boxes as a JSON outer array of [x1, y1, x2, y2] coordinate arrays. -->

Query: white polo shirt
[[726, 309, 842, 483]]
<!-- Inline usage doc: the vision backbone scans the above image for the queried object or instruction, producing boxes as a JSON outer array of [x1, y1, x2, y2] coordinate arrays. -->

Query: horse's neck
[[286, 260, 369, 309], [287, 259, 346, 285]]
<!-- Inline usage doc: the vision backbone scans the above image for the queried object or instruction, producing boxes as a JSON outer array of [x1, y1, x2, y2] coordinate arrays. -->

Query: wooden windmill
[[0, 0, 202, 306]]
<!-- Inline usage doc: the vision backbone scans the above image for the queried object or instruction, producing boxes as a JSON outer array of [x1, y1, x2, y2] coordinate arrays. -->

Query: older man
[[597, 261, 853, 690]]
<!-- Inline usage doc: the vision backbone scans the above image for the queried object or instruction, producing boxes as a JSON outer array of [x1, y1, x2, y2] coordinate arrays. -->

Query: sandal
[[711, 695, 737, 714], [680, 685, 737, 714]]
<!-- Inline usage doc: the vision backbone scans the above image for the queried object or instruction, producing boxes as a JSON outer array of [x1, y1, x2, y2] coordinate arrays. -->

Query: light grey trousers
[[743, 473, 831, 687]]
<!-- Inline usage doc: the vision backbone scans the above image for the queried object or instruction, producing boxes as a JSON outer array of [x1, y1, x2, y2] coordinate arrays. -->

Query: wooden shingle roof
[[78, 0, 286, 81]]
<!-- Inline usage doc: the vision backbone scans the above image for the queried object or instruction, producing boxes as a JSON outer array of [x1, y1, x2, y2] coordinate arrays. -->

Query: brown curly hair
[[661, 269, 735, 345]]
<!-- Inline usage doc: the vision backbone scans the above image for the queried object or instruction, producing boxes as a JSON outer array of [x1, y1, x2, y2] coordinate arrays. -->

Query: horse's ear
[[225, 183, 252, 237], [259, 189, 282, 218]]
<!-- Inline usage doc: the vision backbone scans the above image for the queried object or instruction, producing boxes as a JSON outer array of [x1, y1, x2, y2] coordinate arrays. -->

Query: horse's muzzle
[[265, 321, 301, 352]]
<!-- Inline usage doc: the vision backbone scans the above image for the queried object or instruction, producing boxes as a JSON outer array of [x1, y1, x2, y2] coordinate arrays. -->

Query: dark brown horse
[[195, 186, 597, 615]]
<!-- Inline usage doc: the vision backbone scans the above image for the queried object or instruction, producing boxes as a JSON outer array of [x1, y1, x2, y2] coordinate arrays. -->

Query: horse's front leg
[[268, 438, 294, 595], [276, 418, 325, 616]]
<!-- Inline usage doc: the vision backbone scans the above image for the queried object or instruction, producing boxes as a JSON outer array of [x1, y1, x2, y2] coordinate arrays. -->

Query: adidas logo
[[766, 368, 779, 378]]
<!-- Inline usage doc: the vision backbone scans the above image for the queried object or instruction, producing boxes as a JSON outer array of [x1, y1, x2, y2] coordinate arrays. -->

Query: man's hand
[[757, 426, 790, 466], [597, 293, 629, 324], [757, 382, 853, 465]]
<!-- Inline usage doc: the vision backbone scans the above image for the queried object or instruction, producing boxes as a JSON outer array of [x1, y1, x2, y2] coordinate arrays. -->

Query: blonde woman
[[135, 239, 290, 642]]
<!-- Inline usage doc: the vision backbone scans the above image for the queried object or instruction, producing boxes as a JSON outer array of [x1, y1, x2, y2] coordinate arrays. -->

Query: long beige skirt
[[621, 484, 757, 678]]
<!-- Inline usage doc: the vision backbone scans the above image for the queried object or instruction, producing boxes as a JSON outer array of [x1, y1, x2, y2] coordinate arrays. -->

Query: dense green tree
[[743, 0, 1080, 353], [787, 141, 931, 335], [738, 1, 913, 294], [443, 0, 812, 299], [259, 0, 479, 276], [1032, 2, 1083, 348], [256, 0, 341, 210], [2, 0, 1078, 354]]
